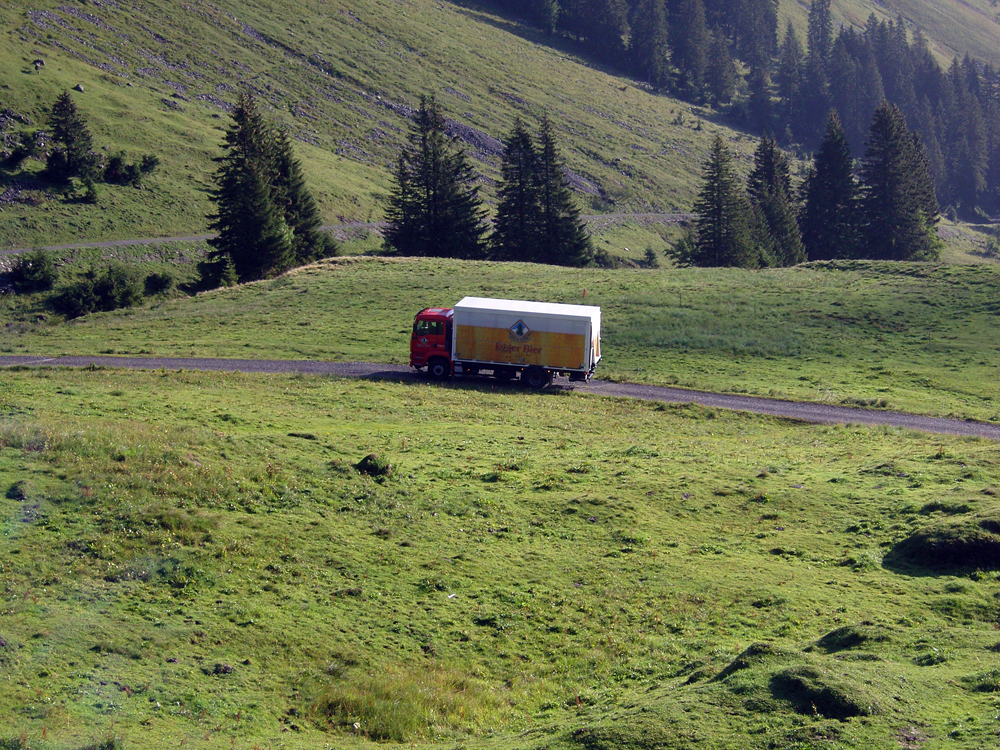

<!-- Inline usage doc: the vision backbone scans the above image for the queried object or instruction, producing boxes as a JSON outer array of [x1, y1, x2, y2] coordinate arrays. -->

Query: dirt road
[[3, 354, 998, 441]]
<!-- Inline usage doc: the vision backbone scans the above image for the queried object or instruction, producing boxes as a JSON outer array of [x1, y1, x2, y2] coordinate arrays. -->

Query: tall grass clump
[[314, 664, 511, 741]]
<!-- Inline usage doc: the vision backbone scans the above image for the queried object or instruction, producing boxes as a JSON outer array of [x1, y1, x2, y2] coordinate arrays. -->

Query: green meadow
[[5, 254, 1000, 422], [3, 254, 1000, 747], [3, 365, 1000, 750]]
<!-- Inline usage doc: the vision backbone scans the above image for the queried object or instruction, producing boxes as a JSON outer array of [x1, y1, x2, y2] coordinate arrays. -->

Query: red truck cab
[[410, 307, 454, 379]]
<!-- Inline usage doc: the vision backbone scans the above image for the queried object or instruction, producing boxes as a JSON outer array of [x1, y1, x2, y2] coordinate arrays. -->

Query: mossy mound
[[712, 641, 798, 682], [355, 453, 393, 479], [886, 512, 1000, 570], [570, 720, 678, 750], [770, 664, 882, 719], [811, 624, 893, 653]]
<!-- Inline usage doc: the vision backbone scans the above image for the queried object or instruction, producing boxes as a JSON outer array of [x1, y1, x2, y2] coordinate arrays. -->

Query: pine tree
[[747, 66, 773, 133], [748, 135, 805, 265], [535, 118, 593, 266], [491, 119, 542, 262], [384, 95, 487, 259], [670, 0, 710, 99], [271, 128, 339, 264], [705, 26, 737, 107], [629, 0, 671, 88], [45, 90, 98, 183], [207, 91, 294, 282], [858, 101, 940, 260], [800, 111, 858, 260], [684, 134, 756, 267], [737, 0, 778, 71], [806, 0, 832, 66], [775, 22, 803, 131]]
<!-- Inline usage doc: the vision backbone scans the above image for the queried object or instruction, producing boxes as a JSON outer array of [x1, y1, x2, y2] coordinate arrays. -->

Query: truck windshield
[[414, 320, 444, 336]]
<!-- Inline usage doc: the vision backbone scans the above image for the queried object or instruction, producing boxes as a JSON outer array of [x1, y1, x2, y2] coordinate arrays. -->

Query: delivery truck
[[410, 296, 601, 388]]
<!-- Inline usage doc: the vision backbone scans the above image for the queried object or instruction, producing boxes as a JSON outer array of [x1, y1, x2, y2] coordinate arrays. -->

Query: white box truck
[[409, 296, 601, 388]]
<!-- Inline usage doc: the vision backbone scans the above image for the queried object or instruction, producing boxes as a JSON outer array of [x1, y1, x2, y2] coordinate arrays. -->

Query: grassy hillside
[[4, 367, 1000, 749], [778, 0, 1000, 67], [0, 0, 739, 249], [3, 0, 1000, 251]]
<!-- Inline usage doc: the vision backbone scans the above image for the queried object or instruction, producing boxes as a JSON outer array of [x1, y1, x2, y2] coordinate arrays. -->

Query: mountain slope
[[0, 0, 732, 248], [1, 0, 998, 250]]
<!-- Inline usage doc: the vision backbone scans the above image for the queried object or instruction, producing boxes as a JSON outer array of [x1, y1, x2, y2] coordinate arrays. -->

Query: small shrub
[[52, 277, 99, 318], [3, 129, 42, 169], [9, 248, 57, 293], [53, 264, 142, 318], [93, 264, 142, 311], [104, 151, 159, 187], [144, 271, 175, 296]]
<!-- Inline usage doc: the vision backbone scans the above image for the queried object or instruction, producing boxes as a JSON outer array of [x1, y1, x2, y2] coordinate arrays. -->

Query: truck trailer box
[[452, 296, 601, 372]]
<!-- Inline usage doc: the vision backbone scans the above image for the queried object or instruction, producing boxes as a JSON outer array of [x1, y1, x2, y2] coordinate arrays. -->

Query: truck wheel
[[525, 367, 549, 389], [428, 358, 450, 380]]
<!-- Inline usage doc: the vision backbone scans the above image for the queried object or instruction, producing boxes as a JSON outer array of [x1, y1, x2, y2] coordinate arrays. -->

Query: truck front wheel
[[525, 367, 550, 389], [428, 358, 451, 380]]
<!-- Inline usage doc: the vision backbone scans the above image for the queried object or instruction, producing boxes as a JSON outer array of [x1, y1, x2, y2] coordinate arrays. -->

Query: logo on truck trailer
[[509, 320, 531, 340]]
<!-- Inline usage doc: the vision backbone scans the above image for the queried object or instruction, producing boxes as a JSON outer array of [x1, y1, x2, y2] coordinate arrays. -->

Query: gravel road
[[3, 354, 998, 441], [1, 215, 692, 255]]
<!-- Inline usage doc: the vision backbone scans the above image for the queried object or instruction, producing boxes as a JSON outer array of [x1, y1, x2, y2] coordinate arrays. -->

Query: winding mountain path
[[3, 354, 998, 441]]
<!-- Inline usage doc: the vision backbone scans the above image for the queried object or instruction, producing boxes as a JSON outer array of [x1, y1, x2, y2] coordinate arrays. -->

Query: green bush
[[53, 264, 142, 318], [144, 270, 175, 295], [93, 264, 142, 310], [9, 248, 57, 293]]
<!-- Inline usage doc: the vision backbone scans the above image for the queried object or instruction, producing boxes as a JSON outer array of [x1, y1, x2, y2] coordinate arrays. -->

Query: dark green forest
[[497, 0, 1000, 219]]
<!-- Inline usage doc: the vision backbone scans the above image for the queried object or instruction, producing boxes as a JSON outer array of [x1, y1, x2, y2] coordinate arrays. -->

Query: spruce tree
[[384, 95, 487, 259], [629, 0, 671, 88], [705, 26, 737, 107], [536, 117, 593, 266], [748, 135, 805, 266], [207, 91, 294, 282], [775, 22, 803, 131], [671, 0, 710, 99], [272, 128, 339, 264], [858, 101, 940, 260], [800, 111, 858, 260], [46, 91, 98, 183], [492, 119, 542, 262], [684, 134, 756, 267]]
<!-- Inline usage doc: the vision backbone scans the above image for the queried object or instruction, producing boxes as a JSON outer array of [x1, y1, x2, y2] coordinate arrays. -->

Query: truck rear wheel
[[525, 367, 550, 389], [428, 358, 451, 380]]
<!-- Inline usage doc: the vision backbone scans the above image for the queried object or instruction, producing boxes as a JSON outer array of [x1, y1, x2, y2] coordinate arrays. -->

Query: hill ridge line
[[2, 354, 996, 441]]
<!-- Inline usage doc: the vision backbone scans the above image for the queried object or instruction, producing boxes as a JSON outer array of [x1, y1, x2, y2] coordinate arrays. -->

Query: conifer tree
[[806, 0, 832, 66], [800, 111, 858, 260], [208, 91, 294, 282], [681, 134, 756, 267], [45, 91, 98, 183], [535, 118, 593, 266], [747, 66, 773, 133], [491, 119, 542, 262], [384, 95, 487, 259], [748, 135, 805, 265], [629, 0, 671, 88], [858, 101, 940, 260], [705, 26, 737, 107], [775, 22, 803, 130], [271, 128, 339, 264], [670, 0, 710, 99]]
